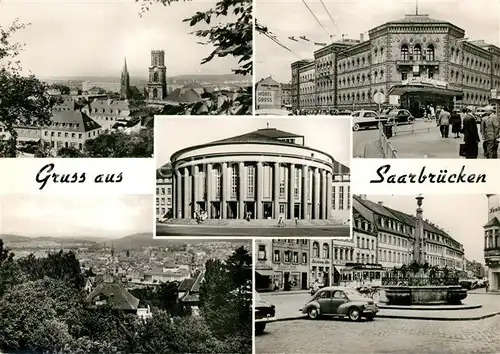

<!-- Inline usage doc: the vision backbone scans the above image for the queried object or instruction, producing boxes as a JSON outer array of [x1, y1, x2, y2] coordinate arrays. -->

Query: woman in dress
[[450, 109, 462, 138]]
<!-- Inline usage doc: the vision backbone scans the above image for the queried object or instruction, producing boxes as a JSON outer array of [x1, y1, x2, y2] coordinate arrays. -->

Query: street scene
[[256, 0, 500, 157], [255, 194, 500, 353], [0, 195, 252, 354], [155, 117, 351, 237]]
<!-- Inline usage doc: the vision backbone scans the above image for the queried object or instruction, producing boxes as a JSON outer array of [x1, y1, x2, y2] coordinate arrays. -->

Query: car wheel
[[307, 307, 319, 319], [365, 315, 375, 321], [352, 123, 360, 131], [255, 323, 266, 334], [348, 307, 361, 321]]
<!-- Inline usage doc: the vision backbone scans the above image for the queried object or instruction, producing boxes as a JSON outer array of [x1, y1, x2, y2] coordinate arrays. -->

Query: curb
[[271, 312, 500, 323], [261, 291, 310, 296], [378, 304, 482, 311]]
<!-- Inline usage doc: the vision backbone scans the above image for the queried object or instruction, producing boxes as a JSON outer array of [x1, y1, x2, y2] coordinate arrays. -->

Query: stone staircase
[[161, 218, 348, 227]]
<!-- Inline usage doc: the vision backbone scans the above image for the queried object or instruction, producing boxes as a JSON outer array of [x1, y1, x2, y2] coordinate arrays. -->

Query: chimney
[[359, 194, 367, 200], [360, 33, 364, 42], [378, 201, 384, 206]]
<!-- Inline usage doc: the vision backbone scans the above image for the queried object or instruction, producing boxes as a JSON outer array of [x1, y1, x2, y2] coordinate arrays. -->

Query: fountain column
[[414, 195, 425, 264]]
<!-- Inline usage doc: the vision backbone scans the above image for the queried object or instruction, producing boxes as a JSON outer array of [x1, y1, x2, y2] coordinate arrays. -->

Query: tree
[[129, 282, 190, 317], [138, 0, 252, 76], [0, 240, 24, 297], [50, 84, 71, 95], [83, 129, 153, 158], [0, 19, 59, 157], [58, 146, 85, 157], [226, 246, 252, 290]]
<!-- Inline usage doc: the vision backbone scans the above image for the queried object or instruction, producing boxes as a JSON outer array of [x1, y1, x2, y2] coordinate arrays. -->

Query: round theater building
[[170, 127, 345, 221]]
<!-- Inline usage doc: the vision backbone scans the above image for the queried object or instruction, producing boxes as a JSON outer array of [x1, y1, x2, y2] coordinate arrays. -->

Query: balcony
[[485, 248, 500, 257], [396, 59, 439, 68]]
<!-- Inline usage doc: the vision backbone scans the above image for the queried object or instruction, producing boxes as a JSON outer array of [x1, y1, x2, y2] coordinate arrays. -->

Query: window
[[401, 72, 408, 81], [313, 242, 320, 258], [322, 243, 329, 258], [294, 168, 299, 198], [334, 248, 338, 260], [156, 198, 159, 206], [302, 252, 308, 263], [274, 250, 280, 262], [214, 166, 222, 198], [231, 165, 238, 198], [414, 45, 422, 61], [247, 165, 255, 198], [258, 245, 266, 260], [339, 186, 344, 210], [347, 186, 350, 209], [279, 165, 285, 198], [284, 251, 291, 262], [161, 188, 165, 195], [279, 204, 285, 214], [293, 252, 299, 263]]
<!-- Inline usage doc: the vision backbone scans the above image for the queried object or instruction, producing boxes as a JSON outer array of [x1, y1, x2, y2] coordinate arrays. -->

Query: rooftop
[[166, 88, 202, 103], [49, 111, 101, 132]]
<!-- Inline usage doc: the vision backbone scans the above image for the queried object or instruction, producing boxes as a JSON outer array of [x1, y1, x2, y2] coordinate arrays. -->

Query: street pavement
[[156, 224, 350, 237], [256, 316, 500, 354], [352, 120, 486, 158], [259, 291, 500, 321]]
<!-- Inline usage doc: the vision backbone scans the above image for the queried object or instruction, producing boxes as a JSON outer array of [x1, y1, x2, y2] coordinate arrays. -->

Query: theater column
[[273, 162, 280, 218], [301, 165, 308, 220], [206, 163, 213, 219], [321, 169, 327, 220], [192, 165, 199, 215], [175, 169, 182, 218], [313, 168, 320, 219], [238, 161, 245, 219], [288, 163, 295, 219], [183, 167, 190, 219], [326, 171, 333, 220], [221, 162, 228, 219], [256, 161, 263, 219]]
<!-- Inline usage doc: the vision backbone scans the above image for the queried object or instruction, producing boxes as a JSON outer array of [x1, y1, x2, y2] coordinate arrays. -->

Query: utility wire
[[319, 0, 341, 36], [301, 0, 330, 39], [263, 32, 303, 60]]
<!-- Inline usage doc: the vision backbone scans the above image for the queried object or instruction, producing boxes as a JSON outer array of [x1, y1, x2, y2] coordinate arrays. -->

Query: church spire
[[120, 56, 130, 100]]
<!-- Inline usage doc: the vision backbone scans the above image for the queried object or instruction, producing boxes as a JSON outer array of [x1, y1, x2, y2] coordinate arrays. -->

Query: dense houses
[[255, 195, 466, 292]]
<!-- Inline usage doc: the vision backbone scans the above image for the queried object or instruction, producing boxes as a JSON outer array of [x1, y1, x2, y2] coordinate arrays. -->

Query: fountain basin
[[382, 285, 467, 305]]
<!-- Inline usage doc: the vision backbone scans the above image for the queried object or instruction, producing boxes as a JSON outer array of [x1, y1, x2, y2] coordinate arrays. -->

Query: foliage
[[50, 84, 71, 95], [83, 128, 154, 157], [383, 263, 460, 286], [0, 19, 59, 157], [17, 250, 85, 290], [57, 146, 86, 157], [138, 0, 252, 76], [0, 240, 24, 297]]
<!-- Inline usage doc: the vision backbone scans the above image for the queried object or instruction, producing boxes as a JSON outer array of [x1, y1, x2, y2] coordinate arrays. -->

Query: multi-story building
[[353, 195, 465, 275], [255, 239, 274, 291], [156, 163, 173, 219], [270, 239, 310, 291], [331, 237, 356, 284], [291, 12, 500, 116], [310, 239, 332, 287], [484, 194, 500, 291], [168, 126, 350, 222], [255, 77, 284, 110], [82, 99, 135, 131], [281, 83, 292, 109]]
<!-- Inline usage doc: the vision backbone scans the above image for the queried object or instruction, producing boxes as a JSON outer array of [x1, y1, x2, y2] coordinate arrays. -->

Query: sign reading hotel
[[277, 265, 297, 270], [402, 77, 448, 88], [311, 259, 330, 266], [488, 194, 500, 221]]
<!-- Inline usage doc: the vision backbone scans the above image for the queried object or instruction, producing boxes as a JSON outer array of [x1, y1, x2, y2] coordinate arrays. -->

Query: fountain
[[380, 195, 468, 306]]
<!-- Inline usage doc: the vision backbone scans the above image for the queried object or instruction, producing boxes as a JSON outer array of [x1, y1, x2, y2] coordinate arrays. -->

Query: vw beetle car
[[254, 292, 276, 334], [300, 287, 378, 321]]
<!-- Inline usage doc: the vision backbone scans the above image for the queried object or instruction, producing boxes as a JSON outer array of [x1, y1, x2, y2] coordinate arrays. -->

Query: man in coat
[[462, 107, 480, 159], [481, 106, 499, 158], [438, 107, 451, 138]]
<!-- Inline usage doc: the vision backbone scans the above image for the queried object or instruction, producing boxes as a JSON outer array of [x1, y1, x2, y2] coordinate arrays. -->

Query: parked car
[[382, 109, 415, 124], [254, 292, 276, 334], [337, 110, 352, 116], [255, 109, 293, 116], [300, 287, 378, 321], [351, 110, 386, 131]]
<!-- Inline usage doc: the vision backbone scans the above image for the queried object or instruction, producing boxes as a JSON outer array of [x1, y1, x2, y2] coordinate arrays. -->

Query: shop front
[[255, 267, 274, 292], [389, 79, 462, 118], [274, 264, 309, 291], [310, 259, 331, 287]]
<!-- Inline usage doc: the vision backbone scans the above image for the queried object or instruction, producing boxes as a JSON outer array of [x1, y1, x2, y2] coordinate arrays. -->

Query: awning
[[255, 269, 274, 277], [389, 84, 462, 97]]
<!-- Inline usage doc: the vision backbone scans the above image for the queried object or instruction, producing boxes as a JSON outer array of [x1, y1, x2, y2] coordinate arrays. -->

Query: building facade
[[353, 195, 465, 274], [147, 50, 168, 101], [255, 77, 283, 110], [156, 163, 173, 219], [310, 239, 332, 287], [484, 194, 500, 291], [169, 127, 349, 221], [82, 99, 134, 131], [291, 13, 500, 115], [270, 239, 310, 291]]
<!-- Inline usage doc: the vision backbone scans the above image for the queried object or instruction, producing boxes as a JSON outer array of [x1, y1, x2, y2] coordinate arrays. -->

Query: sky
[[0, 194, 153, 238], [366, 194, 488, 263], [155, 117, 352, 168], [0, 0, 240, 77], [256, 0, 500, 83]]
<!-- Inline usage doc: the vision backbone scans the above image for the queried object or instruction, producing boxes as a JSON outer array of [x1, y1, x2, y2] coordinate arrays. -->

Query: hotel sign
[[488, 194, 500, 221], [277, 265, 297, 270], [256, 260, 272, 269], [402, 78, 447, 88], [311, 259, 330, 266]]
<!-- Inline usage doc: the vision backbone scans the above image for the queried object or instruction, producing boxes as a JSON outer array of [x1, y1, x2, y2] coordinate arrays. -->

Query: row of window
[[155, 197, 172, 207], [356, 236, 376, 250], [156, 187, 172, 195], [379, 232, 409, 249], [485, 229, 500, 249], [87, 108, 124, 114], [43, 130, 98, 140], [400, 44, 435, 61]]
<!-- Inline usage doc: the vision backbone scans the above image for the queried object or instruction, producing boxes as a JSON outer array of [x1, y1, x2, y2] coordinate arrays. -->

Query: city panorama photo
[[255, 194, 500, 354], [0, 0, 251, 157], [0, 194, 252, 354], [255, 0, 500, 159], [156, 117, 351, 237]]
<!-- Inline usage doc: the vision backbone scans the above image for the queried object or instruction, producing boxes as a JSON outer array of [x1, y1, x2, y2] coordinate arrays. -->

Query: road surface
[[156, 224, 350, 237]]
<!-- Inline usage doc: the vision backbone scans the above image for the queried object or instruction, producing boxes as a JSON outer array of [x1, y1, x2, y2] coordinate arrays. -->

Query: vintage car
[[351, 110, 386, 131], [300, 287, 378, 321], [254, 292, 276, 334], [382, 109, 415, 124]]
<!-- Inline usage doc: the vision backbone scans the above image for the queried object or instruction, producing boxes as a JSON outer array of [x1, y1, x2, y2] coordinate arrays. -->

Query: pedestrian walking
[[462, 107, 480, 159], [481, 106, 500, 158], [450, 109, 462, 138], [429, 105, 436, 121], [438, 107, 451, 138]]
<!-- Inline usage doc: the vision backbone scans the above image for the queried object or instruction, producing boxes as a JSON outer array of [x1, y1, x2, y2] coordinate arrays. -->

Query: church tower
[[147, 50, 167, 101], [120, 57, 130, 100]]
